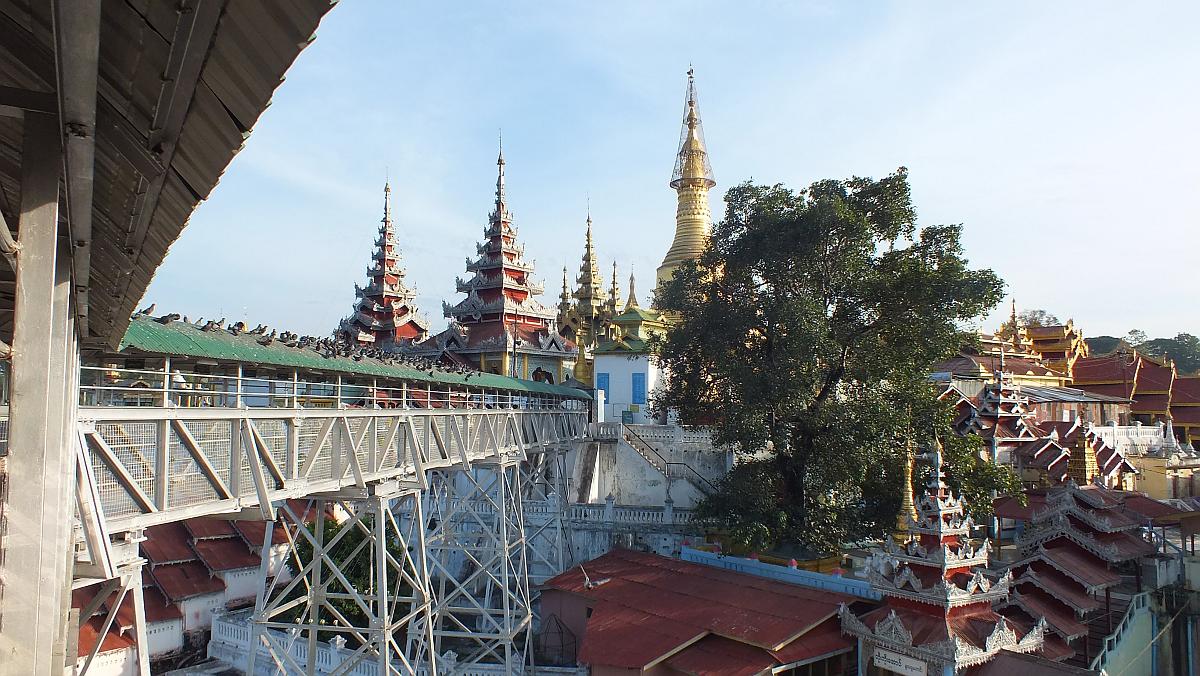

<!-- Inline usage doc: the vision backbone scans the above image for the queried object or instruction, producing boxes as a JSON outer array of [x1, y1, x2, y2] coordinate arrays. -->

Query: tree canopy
[[997, 308, 1059, 339], [652, 170, 1014, 554], [1086, 331, 1200, 375]]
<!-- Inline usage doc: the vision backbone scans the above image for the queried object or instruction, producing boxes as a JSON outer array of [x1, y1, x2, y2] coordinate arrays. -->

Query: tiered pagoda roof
[[1026, 321, 1089, 379], [841, 446, 1046, 672], [442, 145, 556, 328], [995, 484, 1167, 662], [338, 183, 430, 346], [958, 372, 1071, 483]]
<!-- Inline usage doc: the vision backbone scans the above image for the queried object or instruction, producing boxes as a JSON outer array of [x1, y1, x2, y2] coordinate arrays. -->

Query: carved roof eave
[[840, 606, 1044, 670], [465, 256, 535, 274]]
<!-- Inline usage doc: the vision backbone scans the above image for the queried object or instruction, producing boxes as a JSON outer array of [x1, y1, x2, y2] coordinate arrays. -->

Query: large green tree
[[652, 169, 1014, 554]]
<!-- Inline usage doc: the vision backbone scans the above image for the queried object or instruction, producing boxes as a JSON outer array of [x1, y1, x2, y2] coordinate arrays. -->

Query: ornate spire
[[337, 181, 429, 345], [608, 261, 621, 314], [445, 148, 556, 327], [658, 67, 716, 290], [625, 269, 639, 310], [557, 266, 572, 326], [494, 135, 508, 220]]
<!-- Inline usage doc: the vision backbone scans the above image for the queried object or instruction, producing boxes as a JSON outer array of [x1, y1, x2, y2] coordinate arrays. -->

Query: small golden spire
[[626, 268, 639, 310], [896, 435, 918, 536]]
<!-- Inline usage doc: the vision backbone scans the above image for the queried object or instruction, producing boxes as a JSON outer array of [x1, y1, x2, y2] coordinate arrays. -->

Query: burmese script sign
[[873, 648, 927, 676]]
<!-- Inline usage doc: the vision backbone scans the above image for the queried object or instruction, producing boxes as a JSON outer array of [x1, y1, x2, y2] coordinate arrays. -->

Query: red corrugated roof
[[969, 648, 1095, 674], [150, 561, 225, 602], [184, 517, 239, 539], [1132, 393, 1171, 413], [576, 602, 704, 669], [1040, 542, 1120, 590], [1012, 588, 1088, 639], [1121, 494, 1185, 522], [142, 522, 197, 564], [1136, 360, 1175, 392], [1172, 376, 1200, 402], [664, 633, 777, 676], [769, 616, 851, 664], [192, 537, 261, 572], [142, 586, 183, 623], [545, 549, 849, 650], [1172, 407, 1200, 424], [235, 519, 289, 548], [77, 615, 136, 656]]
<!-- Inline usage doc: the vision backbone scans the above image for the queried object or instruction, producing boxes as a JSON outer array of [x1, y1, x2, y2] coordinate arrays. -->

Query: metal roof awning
[[0, 0, 336, 348]]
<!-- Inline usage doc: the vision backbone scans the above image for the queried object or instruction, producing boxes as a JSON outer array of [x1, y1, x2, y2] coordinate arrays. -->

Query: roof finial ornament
[[626, 267, 639, 310], [382, 177, 392, 224], [494, 131, 507, 217]]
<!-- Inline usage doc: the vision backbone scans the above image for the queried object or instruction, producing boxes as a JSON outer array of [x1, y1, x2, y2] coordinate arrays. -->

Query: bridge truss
[[70, 402, 588, 675]]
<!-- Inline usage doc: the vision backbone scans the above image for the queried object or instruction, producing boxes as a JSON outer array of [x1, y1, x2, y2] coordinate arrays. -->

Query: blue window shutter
[[595, 373, 610, 401], [632, 372, 646, 404]]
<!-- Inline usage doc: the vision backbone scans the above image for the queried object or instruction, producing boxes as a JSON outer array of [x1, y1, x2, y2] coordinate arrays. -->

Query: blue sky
[[143, 1, 1200, 340]]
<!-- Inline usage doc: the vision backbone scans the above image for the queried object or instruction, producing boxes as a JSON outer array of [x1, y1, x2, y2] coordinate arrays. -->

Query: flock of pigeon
[[136, 304, 485, 381]]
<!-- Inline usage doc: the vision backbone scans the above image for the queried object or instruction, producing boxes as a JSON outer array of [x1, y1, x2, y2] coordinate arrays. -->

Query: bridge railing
[[71, 404, 588, 533], [78, 365, 584, 412]]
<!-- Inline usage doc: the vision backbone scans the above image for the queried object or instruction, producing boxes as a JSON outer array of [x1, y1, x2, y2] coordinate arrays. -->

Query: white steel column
[[0, 111, 78, 674], [248, 493, 435, 675], [523, 447, 569, 587], [421, 462, 532, 672]]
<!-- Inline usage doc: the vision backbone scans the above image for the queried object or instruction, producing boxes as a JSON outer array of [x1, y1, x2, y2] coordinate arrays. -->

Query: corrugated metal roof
[[545, 549, 851, 658], [1020, 384, 1129, 404], [0, 0, 336, 346], [119, 315, 590, 399]]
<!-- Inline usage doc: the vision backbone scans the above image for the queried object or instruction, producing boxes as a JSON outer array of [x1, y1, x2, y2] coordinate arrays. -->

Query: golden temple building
[[1026, 320, 1089, 379], [656, 68, 716, 290]]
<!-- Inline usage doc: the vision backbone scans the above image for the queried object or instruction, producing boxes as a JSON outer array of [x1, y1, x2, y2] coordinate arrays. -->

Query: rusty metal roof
[[545, 549, 854, 671], [0, 0, 335, 346]]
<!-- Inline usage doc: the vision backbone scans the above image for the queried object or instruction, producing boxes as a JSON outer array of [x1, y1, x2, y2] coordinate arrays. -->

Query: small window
[[595, 372, 610, 401], [631, 372, 646, 404]]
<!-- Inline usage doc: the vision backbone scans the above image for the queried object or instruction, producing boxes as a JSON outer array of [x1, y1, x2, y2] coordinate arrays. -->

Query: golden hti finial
[[658, 67, 716, 290]]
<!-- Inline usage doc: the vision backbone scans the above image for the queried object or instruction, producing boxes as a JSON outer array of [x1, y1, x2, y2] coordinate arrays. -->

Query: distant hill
[[1086, 335, 1122, 355], [1084, 333, 1200, 376]]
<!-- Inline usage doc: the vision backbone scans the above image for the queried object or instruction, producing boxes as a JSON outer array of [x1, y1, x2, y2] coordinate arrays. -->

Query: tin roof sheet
[[120, 315, 589, 399]]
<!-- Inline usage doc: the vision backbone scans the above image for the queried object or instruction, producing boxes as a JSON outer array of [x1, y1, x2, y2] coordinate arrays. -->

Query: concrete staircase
[[620, 424, 716, 496]]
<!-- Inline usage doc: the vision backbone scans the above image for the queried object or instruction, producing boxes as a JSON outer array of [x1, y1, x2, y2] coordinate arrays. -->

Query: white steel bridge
[[65, 361, 590, 676]]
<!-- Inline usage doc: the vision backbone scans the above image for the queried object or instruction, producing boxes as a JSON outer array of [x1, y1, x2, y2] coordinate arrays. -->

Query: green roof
[[611, 305, 662, 324], [119, 316, 589, 399], [594, 336, 650, 355]]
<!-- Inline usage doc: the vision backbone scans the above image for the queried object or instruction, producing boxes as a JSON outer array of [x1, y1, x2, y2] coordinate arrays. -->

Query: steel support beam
[[51, 0, 101, 337], [420, 462, 532, 672], [249, 494, 436, 675], [0, 112, 75, 674]]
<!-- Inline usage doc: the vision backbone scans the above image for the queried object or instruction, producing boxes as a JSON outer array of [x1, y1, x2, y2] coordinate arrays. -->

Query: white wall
[[146, 618, 184, 658], [593, 353, 661, 425], [219, 567, 260, 604], [74, 647, 137, 676], [179, 593, 224, 633]]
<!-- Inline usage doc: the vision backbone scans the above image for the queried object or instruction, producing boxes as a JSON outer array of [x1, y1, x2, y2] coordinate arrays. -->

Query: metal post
[[0, 111, 75, 674]]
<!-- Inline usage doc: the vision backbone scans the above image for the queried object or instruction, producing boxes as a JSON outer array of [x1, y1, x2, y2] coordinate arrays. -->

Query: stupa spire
[[625, 269, 639, 310], [608, 261, 621, 314], [657, 67, 716, 290]]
